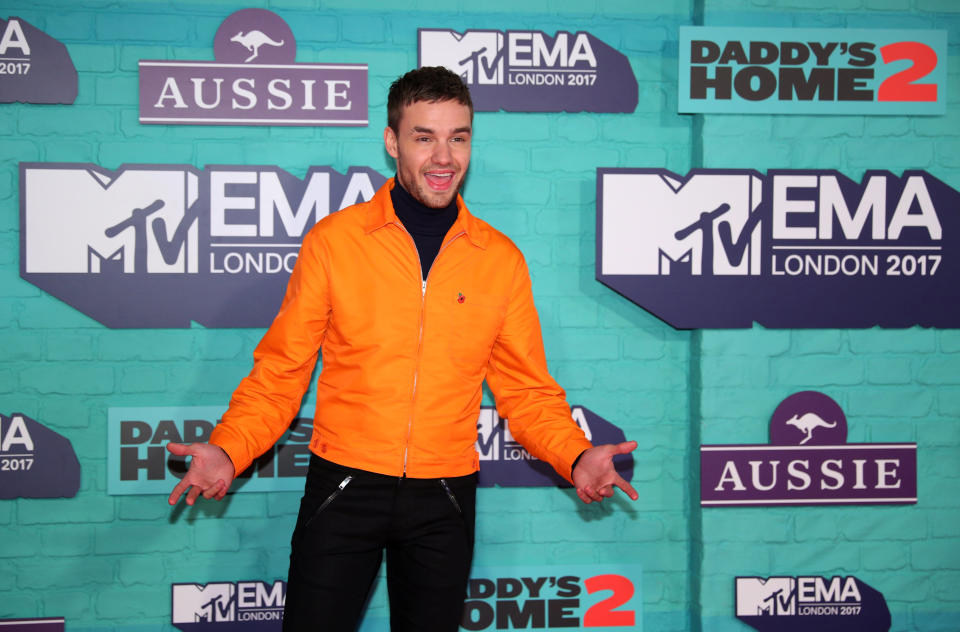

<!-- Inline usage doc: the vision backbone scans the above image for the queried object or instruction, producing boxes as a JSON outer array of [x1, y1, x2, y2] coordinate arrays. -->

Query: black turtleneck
[[391, 178, 459, 280]]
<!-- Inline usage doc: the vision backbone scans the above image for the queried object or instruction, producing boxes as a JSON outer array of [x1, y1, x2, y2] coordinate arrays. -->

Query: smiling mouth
[[424, 171, 455, 191]]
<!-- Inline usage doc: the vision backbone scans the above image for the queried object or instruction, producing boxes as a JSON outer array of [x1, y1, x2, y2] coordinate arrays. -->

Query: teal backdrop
[[1, 0, 958, 630]]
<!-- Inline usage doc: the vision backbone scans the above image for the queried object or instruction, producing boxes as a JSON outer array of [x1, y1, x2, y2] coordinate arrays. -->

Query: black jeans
[[283, 455, 477, 632]]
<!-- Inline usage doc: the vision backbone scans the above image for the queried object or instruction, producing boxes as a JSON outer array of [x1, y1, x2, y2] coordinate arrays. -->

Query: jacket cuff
[[550, 438, 594, 485], [208, 425, 253, 477], [570, 449, 587, 479]]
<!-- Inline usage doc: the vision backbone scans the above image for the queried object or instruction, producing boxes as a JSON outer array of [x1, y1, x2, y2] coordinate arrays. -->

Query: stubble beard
[[398, 169, 461, 209]]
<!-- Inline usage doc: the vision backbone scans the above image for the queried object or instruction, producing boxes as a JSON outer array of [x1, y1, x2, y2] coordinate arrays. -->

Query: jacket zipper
[[397, 224, 466, 477]]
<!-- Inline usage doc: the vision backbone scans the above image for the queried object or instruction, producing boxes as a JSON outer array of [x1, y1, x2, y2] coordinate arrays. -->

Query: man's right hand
[[166, 443, 236, 506]]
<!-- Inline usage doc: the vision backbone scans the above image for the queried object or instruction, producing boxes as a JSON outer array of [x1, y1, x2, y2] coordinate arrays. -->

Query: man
[[167, 67, 638, 632]]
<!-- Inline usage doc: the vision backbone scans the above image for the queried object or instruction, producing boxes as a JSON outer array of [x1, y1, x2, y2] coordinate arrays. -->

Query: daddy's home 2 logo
[[679, 26, 946, 115], [419, 28, 636, 113], [597, 168, 960, 329], [701, 391, 916, 507], [0, 16, 77, 104], [108, 405, 631, 495], [172, 580, 284, 631], [20, 162, 387, 328], [462, 565, 641, 631], [108, 406, 312, 495], [0, 412, 80, 499], [736, 575, 891, 632], [140, 9, 367, 126]]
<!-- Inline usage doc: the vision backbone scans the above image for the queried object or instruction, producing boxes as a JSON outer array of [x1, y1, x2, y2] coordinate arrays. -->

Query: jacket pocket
[[438, 292, 502, 376]]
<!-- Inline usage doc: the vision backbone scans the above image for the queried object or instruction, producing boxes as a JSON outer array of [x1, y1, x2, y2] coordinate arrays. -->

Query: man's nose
[[432, 140, 452, 164]]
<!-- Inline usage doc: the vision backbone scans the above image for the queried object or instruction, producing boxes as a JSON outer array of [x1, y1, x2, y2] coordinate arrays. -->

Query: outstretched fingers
[[577, 486, 600, 504], [577, 478, 637, 505], [613, 474, 639, 501], [169, 477, 225, 506], [166, 442, 193, 458], [165, 442, 234, 506], [186, 483, 203, 506], [202, 480, 226, 500], [168, 477, 190, 506]]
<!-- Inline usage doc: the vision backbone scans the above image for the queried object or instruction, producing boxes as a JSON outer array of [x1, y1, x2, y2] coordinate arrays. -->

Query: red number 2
[[583, 574, 635, 627], [878, 41, 938, 102]]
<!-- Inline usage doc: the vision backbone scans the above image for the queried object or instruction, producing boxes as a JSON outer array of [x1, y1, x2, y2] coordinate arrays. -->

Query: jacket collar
[[364, 178, 489, 249]]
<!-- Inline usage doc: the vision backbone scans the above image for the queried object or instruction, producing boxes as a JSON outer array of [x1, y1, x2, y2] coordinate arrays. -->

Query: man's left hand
[[572, 441, 639, 504]]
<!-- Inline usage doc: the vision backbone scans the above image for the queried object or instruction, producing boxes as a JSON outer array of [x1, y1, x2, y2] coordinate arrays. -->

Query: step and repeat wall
[[2, 1, 958, 631]]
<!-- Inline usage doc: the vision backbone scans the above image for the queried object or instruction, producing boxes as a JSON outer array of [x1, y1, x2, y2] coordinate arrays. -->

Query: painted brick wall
[[696, 3, 960, 632], [1, 0, 957, 631]]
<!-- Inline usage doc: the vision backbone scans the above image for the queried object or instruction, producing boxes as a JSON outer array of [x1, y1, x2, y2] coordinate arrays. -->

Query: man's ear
[[384, 126, 399, 159]]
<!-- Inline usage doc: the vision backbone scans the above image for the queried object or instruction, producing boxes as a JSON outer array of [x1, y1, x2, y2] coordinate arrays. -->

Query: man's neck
[[390, 178, 459, 279], [391, 178, 458, 236]]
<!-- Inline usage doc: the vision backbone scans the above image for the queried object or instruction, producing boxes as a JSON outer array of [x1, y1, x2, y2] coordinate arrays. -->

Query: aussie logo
[[20, 162, 387, 328], [463, 565, 641, 630], [229, 30, 285, 63], [139, 8, 367, 126], [108, 405, 631, 495], [700, 391, 917, 507], [0, 412, 80, 499], [679, 26, 947, 115], [171, 580, 284, 630], [418, 28, 637, 113], [786, 412, 837, 445], [597, 168, 960, 328], [0, 16, 76, 104], [736, 576, 891, 632]]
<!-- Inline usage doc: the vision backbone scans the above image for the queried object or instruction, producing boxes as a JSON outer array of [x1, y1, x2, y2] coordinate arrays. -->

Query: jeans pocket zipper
[[439, 478, 462, 514], [306, 475, 353, 526]]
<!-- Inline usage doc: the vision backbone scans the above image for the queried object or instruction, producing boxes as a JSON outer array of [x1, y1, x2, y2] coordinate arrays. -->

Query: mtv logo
[[419, 29, 504, 85], [172, 583, 236, 623], [600, 170, 763, 277], [476, 405, 593, 461], [23, 165, 200, 274], [736, 577, 796, 616], [475, 408, 506, 461], [570, 406, 594, 442]]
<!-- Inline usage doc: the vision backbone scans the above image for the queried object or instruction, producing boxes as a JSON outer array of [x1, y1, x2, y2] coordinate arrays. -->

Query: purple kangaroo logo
[[785, 412, 837, 445], [230, 30, 284, 62]]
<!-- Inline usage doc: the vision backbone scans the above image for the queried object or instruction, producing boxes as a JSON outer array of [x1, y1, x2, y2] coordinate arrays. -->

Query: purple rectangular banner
[[139, 61, 368, 126], [701, 444, 917, 506], [597, 168, 960, 329]]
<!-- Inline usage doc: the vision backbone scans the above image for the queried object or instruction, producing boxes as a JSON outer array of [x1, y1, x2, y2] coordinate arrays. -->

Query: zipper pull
[[422, 279, 427, 296]]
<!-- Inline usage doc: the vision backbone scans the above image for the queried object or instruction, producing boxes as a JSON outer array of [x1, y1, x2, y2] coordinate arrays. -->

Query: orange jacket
[[209, 179, 592, 483]]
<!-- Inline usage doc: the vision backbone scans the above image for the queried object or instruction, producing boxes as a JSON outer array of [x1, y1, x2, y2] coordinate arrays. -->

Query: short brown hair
[[387, 66, 474, 133]]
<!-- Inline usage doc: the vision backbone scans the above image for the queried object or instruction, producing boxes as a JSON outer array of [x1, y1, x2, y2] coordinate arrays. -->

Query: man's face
[[384, 99, 472, 209]]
